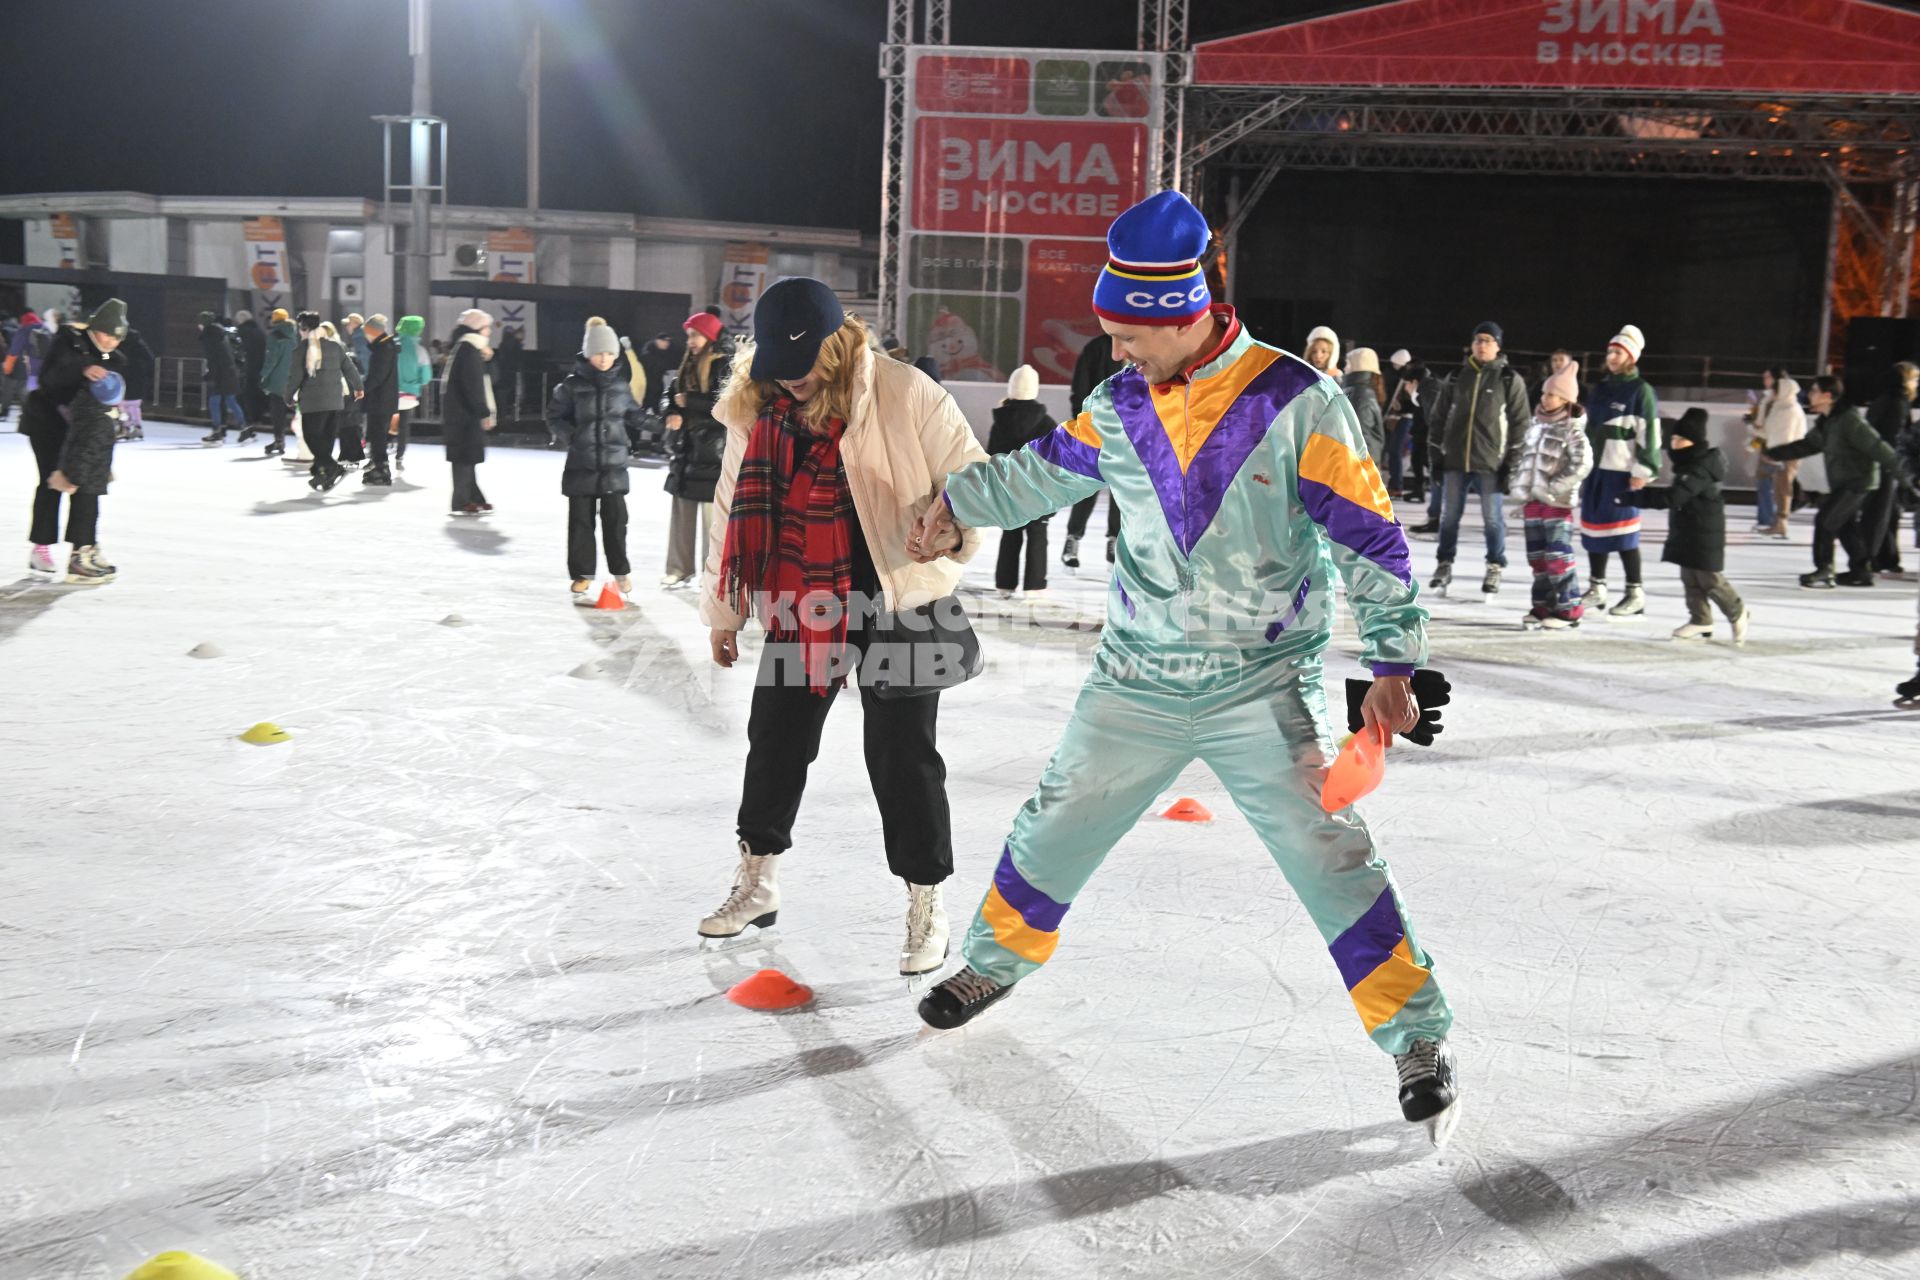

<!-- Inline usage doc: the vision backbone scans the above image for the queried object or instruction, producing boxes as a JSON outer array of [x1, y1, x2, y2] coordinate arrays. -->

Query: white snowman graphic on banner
[[925, 307, 1005, 382]]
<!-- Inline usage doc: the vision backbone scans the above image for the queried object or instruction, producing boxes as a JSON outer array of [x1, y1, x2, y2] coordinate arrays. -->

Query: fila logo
[[1252, 473, 1271, 486]]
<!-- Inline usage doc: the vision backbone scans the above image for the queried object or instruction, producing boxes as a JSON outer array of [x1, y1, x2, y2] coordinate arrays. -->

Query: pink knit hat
[[1541, 360, 1580, 406]]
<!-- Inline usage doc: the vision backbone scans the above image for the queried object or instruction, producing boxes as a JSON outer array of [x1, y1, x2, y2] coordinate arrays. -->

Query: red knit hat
[[683, 312, 723, 344]]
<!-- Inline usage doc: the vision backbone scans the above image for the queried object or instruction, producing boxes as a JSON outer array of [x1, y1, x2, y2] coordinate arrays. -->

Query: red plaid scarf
[[716, 395, 853, 694]]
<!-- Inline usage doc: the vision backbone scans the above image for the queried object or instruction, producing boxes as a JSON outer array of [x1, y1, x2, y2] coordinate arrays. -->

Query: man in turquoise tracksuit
[[908, 191, 1458, 1137]]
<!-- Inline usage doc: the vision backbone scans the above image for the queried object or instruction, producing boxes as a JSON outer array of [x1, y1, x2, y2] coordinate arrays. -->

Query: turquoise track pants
[[963, 654, 1453, 1055]]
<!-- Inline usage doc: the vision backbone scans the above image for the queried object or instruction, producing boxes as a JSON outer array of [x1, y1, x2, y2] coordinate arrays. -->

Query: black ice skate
[[1428, 561, 1452, 597], [1396, 1037, 1460, 1147], [1897, 671, 1920, 706], [917, 966, 1013, 1030]]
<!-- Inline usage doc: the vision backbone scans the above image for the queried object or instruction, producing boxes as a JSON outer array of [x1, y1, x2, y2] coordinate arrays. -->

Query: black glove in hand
[[1346, 668, 1451, 747]]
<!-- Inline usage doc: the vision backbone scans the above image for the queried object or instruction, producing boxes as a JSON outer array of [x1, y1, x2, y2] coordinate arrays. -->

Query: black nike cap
[[749, 277, 846, 382]]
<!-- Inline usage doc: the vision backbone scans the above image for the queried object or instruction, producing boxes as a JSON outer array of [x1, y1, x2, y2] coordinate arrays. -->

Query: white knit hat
[[584, 323, 620, 358], [1609, 324, 1646, 363], [457, 308, 494, 331], [1305, 325, 1340, 369], [1389, 348, 1412, 369], [1344, 347, 1381, 376], [1007, 364, 1039, 401]]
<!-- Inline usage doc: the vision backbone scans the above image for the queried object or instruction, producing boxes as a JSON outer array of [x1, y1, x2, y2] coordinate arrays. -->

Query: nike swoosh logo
[[788, 331, 807, 341]]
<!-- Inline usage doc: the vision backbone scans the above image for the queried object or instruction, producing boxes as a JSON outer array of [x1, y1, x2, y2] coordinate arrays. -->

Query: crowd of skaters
[[1282, 317, 1919, 644], [6, 295, 1917, 664]]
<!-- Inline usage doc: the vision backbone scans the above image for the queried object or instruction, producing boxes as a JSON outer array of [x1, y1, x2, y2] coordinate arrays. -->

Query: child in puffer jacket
[[1510, 360, 1594, 629]]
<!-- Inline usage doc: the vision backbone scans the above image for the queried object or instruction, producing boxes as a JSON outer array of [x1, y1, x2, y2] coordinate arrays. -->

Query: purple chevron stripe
[[1109, 359, 1317, 557], [992, 844, 1069, 932], [1264, 574, 1313, 642], [1107, 370, 1188, 553], [1329, 888, 1406, 991], [1178, 359, 1318, 556], [1298, 480, 1414, 584], [1029, 428, 1102, 480]]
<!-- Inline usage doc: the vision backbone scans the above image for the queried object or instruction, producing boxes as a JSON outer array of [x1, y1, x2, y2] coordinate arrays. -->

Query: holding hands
[[906, 500, 961, 563]]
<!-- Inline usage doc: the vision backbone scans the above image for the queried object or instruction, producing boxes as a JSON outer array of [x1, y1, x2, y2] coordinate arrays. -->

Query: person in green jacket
[[1765, 374, 1903, 588], [1424, 320, 1531, 597], [257, 308, 298, 456], [393, 315, 432, 473]]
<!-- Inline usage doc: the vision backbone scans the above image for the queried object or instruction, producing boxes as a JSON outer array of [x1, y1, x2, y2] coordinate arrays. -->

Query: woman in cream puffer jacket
[[699, 323, 990, 631], [694, 310, 992, 980]]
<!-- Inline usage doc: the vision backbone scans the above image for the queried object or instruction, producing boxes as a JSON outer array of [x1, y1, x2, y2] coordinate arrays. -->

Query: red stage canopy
[[1192, 0, 1920, 96]]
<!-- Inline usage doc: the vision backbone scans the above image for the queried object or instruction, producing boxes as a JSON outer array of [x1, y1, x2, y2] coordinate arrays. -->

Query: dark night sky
[[0, 0, 1297, 231]]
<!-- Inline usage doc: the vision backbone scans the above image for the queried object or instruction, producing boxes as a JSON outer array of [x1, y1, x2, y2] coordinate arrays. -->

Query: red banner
[[915, 56, 1033, 115], [1023, 240, 1110, 382], [1193, 0, 1920, 95], [912, 117, 1150, 239]]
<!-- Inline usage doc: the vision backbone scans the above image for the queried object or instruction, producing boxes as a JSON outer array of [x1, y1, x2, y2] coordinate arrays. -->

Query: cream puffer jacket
[[1752, 377, 1807, 449], [699, 345, 990, 631]]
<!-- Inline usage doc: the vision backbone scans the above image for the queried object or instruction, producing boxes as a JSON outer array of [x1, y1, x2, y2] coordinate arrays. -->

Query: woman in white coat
[[695, 278, 990, 977], [1751, 366, 1806, 537]]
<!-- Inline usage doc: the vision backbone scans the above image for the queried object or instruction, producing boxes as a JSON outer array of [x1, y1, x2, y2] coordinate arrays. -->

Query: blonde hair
[[717, 315, 872, 433], [306, 321, 341, 375]]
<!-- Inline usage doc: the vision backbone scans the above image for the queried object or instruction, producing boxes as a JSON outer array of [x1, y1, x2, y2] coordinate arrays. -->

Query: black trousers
[[393, 408, 414, 463], [0, 375, 25, 421], [568, 494, 631, 580], [995, 517, 1050, 590], [1814, 490, 1872, 574], [1867, 474, 1904, 571], [266, 394, 292, 447], [27, 419, 98, 546], [737, 634, 953, 883], [337, 406, 365, 463], [451, 462, 488, 510], [1408, 412, 1430, 491], [1066, 491, 1120, 539], [302, 409, 341, 481], [364, 406, 392, 469]]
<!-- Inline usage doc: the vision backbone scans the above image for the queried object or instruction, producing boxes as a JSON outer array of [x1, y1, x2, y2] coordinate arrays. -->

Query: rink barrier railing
[[150, 357, 576, 442], [150, 348, 1813, 431], [146, 358, 684, 458]]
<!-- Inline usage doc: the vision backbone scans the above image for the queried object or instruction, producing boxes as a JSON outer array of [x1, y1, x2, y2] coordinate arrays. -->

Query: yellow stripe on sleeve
[[1298, 432, 1395, 521]]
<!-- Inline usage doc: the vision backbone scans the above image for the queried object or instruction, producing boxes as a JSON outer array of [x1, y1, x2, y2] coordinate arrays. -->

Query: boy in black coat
[[548, 322, 645, 603], [1635, 408, 1751, 645], [988, 364, 1057, 595]]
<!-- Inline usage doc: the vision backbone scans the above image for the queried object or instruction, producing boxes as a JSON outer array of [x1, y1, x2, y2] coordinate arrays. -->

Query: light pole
[[526, 16, 541, 215], [406, 0, 434, 325]]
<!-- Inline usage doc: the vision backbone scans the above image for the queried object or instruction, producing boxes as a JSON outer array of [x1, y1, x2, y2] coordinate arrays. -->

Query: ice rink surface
[[3, 420, 1917, 1279]]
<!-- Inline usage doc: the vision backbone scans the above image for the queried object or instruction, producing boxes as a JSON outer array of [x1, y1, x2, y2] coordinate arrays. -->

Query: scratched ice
[[2, 420, 1916, 1279]]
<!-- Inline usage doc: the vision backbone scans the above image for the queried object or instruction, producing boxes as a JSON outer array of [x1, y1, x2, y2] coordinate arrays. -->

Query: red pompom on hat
[[683, 312, 724, 344]]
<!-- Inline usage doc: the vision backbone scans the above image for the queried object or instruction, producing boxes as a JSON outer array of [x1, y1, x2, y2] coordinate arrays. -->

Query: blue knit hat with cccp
[[1092, 191, 1212, 327]]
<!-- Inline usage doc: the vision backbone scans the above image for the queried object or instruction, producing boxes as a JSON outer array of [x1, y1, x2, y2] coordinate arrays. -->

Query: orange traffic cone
[[726, 968, 814, 1011], [1320, 721, 1390, 813], [1159, 796, 1213, 822], [593, 581, 626, 611]]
